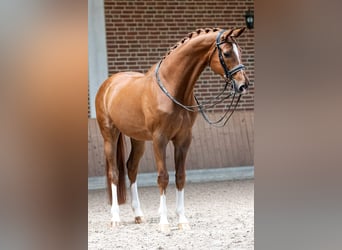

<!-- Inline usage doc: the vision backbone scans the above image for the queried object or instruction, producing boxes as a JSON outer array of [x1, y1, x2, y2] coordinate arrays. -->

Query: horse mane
[[162, 27, 223, 60]]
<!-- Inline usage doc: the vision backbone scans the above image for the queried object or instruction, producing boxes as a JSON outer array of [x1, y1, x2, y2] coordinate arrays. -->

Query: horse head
[[209, 27, 250, 94]]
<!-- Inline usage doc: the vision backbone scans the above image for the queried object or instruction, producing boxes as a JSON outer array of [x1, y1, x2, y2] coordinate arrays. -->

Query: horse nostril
[[238, 84, 248, 93]]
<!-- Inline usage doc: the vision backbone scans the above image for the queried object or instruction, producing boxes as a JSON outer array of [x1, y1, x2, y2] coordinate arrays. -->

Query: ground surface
[[88, 180, 254, 250]]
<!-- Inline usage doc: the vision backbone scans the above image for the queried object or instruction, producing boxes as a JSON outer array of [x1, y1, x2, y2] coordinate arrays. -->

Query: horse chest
[[156, 111, 194, 138]]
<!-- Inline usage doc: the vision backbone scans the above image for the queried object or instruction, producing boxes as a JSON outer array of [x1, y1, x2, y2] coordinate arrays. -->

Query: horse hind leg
[[127, 138, 145, 224], [100, 125, 124, 227]]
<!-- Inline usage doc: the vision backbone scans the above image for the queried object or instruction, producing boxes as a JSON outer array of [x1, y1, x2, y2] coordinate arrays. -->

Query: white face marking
[[232, 43, 241, 64]]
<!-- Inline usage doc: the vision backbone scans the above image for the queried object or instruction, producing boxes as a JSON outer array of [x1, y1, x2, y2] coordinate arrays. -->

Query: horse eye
[[223, 52, 231, 57]]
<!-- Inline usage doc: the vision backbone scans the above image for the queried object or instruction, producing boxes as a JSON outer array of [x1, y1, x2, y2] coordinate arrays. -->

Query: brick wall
[[104, 0, 254, 111]]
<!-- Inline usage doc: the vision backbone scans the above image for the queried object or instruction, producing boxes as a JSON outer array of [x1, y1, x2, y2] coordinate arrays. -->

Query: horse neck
[[158, 34, 216, 105]]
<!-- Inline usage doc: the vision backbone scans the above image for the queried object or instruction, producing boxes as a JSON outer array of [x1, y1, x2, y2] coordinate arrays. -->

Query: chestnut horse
[[95, 27, 249, 232]]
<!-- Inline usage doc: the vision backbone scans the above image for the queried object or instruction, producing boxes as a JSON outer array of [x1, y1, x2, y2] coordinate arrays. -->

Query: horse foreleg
[[158, 190, 169, 233], [176, 189, 190, 230], [127, 138, 145, 224], [173, 134, 192, 230], [152, 135, 170, 233]]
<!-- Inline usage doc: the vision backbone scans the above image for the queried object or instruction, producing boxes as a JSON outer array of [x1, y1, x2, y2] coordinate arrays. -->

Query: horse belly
[[115, 118, 152, 141]]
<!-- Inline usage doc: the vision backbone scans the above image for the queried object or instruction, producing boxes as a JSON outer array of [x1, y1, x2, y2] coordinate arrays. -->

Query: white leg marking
[[111, 183, 120, 224], [176, 189, 189, 224], [158, 192, 169, 225], [131, 182, 144, 217], [176, 189, 190, 230]]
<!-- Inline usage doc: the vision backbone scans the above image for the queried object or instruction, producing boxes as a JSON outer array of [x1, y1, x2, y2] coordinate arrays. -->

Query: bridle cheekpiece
[[215, 29, 245, 92]]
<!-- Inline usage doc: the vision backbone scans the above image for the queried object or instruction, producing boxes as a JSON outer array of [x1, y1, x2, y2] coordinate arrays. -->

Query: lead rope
[[195, 93, 241, 127]]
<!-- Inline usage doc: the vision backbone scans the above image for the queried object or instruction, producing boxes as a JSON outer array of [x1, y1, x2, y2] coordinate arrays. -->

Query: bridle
[[155, 29, 246, 126], [214, 29, 245, 92]]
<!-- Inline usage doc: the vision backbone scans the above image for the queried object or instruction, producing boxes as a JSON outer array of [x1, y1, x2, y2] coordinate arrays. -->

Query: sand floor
[[88, 180, 254, 250]]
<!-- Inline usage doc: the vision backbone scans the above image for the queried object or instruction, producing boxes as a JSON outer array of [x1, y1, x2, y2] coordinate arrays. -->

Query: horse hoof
[[159, 223, 171, 233], [135, 216, 143, 224], [110, 221, 120, 227], [178, 223, 191, 231]]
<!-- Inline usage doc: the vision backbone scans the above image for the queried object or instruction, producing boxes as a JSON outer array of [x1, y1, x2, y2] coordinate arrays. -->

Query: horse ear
[[221, 29, 234, 42], [231, 27, 246, 38]]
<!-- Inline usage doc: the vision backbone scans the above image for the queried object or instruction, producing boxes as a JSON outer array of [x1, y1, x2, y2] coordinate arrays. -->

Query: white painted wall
[[88, 0, 108, 118]]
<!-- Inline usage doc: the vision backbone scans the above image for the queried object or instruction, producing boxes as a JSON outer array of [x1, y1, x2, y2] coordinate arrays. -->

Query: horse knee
[[175, 173, 186, 190], [158, 172, 169, 191]]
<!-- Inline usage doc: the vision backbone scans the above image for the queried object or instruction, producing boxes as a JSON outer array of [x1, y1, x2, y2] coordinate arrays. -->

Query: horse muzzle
[[232, 80, 248, 94]]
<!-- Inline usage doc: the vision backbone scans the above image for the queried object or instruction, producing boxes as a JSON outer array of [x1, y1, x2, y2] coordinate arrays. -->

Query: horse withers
[[95, 27, 249, 232]]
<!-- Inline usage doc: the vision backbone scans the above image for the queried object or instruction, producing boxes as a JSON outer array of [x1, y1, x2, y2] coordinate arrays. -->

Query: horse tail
[[105, 133, 126, 205], [116, 133, 126, 205]]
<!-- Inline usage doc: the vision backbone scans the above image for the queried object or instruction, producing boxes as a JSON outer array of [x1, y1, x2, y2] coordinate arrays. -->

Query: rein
[[155, 29, 245, 126], [195, 93, 241, 127]]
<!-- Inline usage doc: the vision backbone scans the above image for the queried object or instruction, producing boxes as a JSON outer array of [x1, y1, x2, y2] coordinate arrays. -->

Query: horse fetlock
[[111, 204, 120, 223], [131, 199, 139, 210], [175, 207, 185, 216], [110, 213, 121, 227], [178, 213, 189, 224], [132, 205, 144, 217], [111, 213, 120, 221]]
